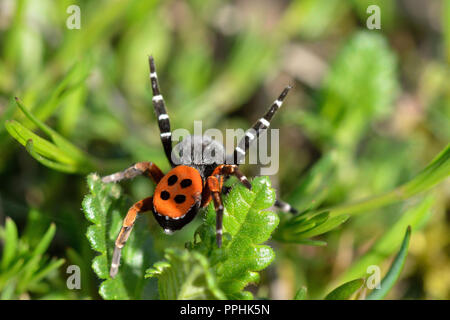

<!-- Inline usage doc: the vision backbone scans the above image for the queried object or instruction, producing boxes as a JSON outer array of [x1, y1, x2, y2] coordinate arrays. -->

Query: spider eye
[[168, 174, 178, 186], [174, 194, 186, 204], [180, 179, 192, 188], [160, 191, 170, 200]]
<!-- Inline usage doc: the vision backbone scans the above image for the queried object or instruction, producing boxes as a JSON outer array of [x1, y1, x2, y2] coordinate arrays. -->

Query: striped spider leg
[[231, 85, 298, 214], [149, 56, 176, 167]]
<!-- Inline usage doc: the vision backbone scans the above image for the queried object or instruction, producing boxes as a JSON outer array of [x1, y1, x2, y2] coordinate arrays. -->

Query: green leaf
[[366, 227, 411, 300], [273, 211, 349, 245], [331, 197, 432, 289], [0, 217, 18, 270], [148, 176, 280, 300], [281, 0, 348, 39], [317, 31, 398, 150], [145, 248, 226, 300], [0, 212, 63, 298], [17, 223, 57, 293], [207, 176, 279, 299], [82, 173, 157, 300], [286, 153, 337, 213], [324, 279, 364, 300], [28, 258, 65, 287], [32, 60, 91, 121], [293, 286, 307, 300], [5, 98, 97, 174], [323, 144, 449, 217]]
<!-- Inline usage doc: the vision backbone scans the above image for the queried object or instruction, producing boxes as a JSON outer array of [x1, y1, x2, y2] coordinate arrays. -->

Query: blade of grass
[[25, 139, 80, 173], [325, 278, 364, 300], [17, 223, 56, 293], [330, 196, 432, 289], [322, 143, 449, 217], [366, 226, 411, 300], [0, 217, 19, 270], [14, 97, 91, 162], [28, 258, 66, 287], [5, 120, 75, 164], [293, 286, 308, 300]]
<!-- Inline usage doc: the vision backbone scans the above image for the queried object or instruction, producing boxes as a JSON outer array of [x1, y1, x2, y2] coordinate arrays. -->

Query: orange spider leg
[[110, 196, 153, 278]]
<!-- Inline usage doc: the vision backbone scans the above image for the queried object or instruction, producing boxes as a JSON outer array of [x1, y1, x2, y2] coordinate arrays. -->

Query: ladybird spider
[[103, 56, 298, 278]]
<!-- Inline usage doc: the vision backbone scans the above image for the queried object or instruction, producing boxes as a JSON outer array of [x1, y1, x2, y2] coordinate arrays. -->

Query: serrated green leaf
[[366, 227, 411, 300], [82, 173, 157, 300], [149, 176, 280, 300], [318, 31, 398, 150], [145, 248, 226, 300], [194, 176, 280, 299], [325, 278, 364, 300]]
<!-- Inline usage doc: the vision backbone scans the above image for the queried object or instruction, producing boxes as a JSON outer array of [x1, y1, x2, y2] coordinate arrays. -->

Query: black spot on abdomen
[[174, 194, 186, 204], [168, 175, 178, 186], [161, 191, 170, 200], [180, 179, 192, 188]]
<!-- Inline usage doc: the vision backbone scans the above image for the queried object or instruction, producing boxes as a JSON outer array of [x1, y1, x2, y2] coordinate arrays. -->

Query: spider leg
[[212, 164, 252, 190], [110, 196, 153, 278], [101, 161, 164, 184], [206, 165, 251, 248], [229, 86, 297, 213], [149, 56, 176, 167], [274, 199, 298, 214], [232, 85, 292, 164], [206, 176, 225, 248]]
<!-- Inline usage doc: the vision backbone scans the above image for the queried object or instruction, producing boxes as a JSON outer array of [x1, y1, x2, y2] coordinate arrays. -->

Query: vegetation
[[0, 0, 449, 299]]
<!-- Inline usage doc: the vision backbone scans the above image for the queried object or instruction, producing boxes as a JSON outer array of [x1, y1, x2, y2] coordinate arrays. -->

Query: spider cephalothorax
[[102, 56, 297, 278]]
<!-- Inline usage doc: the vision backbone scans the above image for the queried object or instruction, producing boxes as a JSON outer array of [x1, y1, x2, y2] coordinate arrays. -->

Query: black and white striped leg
[[274, 199, 298, 214], [101, 161, 164, 184], [233, 85, 292, 164], [149, 56, 175, 167]]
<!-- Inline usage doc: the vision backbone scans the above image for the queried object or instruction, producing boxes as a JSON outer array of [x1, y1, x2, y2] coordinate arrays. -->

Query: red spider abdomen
[[153, 165, 203, 219]]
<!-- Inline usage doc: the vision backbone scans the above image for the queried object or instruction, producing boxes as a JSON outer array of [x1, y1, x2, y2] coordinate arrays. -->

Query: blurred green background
[[0, 0, 449, 299]]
